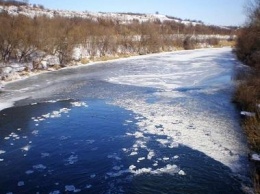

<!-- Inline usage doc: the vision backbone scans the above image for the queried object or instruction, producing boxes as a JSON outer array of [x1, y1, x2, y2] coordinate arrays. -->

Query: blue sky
[[28, 0, 247, 26]]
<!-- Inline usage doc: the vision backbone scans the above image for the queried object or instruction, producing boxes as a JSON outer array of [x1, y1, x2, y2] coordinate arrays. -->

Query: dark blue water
[[0, 99, 249, 194], [0, 99, 138, 193]]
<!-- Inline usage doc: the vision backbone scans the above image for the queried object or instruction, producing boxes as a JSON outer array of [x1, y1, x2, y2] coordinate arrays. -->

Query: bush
[[234, 1, 260, 192], [206, 38, 220, 46], [183, 36, 196, 50]]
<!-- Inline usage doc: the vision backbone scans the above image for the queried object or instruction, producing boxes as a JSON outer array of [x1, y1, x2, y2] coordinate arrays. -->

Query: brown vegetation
[[0, 9, 235, 68], [234, 0, 260, 192]]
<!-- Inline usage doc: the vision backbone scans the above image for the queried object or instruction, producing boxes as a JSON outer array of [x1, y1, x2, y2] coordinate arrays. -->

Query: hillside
[[0, 3, 205, 25]]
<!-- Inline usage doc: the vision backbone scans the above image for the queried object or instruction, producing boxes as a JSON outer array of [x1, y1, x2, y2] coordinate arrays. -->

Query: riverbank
[[233, 72, 260, 193]]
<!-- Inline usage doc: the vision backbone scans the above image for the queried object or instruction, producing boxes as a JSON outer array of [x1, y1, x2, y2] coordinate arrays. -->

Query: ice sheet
[[108, 48, 248, 173]]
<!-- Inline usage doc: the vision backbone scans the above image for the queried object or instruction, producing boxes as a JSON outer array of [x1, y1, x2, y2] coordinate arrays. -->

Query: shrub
[[183, 36, 196, 50], [80, 58, 89, 64]]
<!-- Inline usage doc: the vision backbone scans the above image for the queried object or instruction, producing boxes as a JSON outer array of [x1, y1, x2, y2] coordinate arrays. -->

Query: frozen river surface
[[0, 48, 252, 193]]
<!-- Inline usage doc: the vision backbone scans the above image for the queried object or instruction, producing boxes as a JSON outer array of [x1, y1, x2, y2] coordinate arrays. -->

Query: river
[[0, 47, 252, 194]]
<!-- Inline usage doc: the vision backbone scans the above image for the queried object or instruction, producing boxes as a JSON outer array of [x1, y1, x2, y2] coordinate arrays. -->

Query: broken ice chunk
[[85, 185, 92, 189], [178, 170, 186, 176], [147, 150, 155, 160], [41, 153, 50, 158], [129, 165, 136, 171], [65, 185, 75, 192], [17, 181, 25, 186], [0, 150, 6, 154], [33, 164, 47, 170], [241, 111, 256, 117], [25, 170, 34, 175], [66, 155, 78, 165], [49, 191, 60, 194], [32, 130, 39, 135], [137, 157, 145, 162], [129, 151, 138, 156], [250, 153, 260, 161], [113, 166, 121, 171], [65, 185, 81, 192], [70, 101, 88, 107], [21, 145, 30, 152]]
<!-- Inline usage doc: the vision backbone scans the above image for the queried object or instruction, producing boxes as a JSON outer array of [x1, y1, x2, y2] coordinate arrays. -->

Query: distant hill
[[0, 2, 235, 29]]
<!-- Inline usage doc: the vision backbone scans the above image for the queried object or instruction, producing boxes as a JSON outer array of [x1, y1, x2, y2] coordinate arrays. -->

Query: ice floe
[[32, 130, 39, 135], [65, 185, 76, 192], [33, 164, 47, 170], [113, 96, 248, 173], [129, 151, 138, 156], [0, 150, 6, 154], [60, 136, 71, 140], [30, 101, 87, 126], [178, 170, 186, 176], [108, 48, 249, 174], [49, 191, 60, 194], [70, 101, 88, 107], [137, 157, 145, 162], [129, 164, 182, 176], [250, 153, 260, 162], [41, 153, 50, 158], [25, 170, 34, 175], [113, 166, 122, 171], [65, 185, 81, 192], [65, 155, 78, 165], [17, 181, 25, 186], [241, 111, 256, 117], [107, 153, 122, 161], [21, 145, 30, 152], [86, 140, 95, 144], [85, 185, 92, 189]]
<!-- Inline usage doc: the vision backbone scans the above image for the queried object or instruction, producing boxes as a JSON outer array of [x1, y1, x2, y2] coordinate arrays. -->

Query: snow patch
[[241, 111, 256, 117]]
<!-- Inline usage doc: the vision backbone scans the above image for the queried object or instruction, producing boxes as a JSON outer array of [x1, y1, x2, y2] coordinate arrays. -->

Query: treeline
[[0, 12, 234, 66], [234, 0, 260, 192]]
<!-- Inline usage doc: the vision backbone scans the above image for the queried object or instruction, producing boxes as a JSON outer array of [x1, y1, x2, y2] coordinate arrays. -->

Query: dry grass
[[80, 58, 89, 64], [218, 40, 236, 47], [99, 56, 121, 61], [234, 75, 260, 193], [243, 114, 260, 151], [234, 77, 260, 111]]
